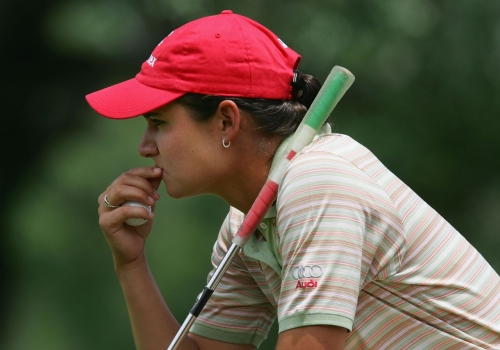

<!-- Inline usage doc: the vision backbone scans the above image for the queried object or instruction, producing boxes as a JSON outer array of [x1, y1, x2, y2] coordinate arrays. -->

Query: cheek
[[156, 132, 180, 155], [159, 122, 220, 172], [157, 135, 205, 170], [184, 142, 221, 179]]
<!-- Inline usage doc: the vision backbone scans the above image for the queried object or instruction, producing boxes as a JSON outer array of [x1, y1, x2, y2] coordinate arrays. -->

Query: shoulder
[[280, 133, 383, 195], [293, 133, 377, 167]]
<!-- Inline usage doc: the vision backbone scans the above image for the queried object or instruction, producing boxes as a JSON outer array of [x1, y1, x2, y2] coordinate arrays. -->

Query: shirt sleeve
[[275, 150, 406, 333], [190, 208, 276, 348]]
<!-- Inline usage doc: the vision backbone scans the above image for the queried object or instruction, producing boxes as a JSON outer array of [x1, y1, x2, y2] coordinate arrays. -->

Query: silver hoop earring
[[222, 138, 231, 148]]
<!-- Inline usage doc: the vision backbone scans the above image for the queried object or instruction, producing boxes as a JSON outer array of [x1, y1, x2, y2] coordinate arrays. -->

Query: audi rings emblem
[[292, 265, 323, 279]]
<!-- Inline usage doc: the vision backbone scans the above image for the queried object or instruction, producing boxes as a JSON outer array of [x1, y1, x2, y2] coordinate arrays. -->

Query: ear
[[214, 100, 241, 143]]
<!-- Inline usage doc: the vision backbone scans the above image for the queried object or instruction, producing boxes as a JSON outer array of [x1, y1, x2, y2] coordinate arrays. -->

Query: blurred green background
[[1, 0, 499, 349]]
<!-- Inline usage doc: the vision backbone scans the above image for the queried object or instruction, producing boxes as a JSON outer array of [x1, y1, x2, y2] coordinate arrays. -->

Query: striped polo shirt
[[190, 130, 500, 349]]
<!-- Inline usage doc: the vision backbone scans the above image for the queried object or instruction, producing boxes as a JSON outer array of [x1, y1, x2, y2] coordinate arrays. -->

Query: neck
[[223, 158, 273, 214], [217, 138, 282, 214]]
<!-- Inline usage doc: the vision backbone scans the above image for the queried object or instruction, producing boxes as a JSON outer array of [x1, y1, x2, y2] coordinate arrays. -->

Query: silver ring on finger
[[104, 194, 119, 208]]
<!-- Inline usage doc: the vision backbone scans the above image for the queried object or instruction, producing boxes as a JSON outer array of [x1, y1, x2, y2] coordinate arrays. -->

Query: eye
[[149, 118, 164, 127]]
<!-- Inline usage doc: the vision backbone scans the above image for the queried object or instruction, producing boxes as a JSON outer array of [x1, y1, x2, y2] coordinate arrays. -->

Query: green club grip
[[303, 66, 355, 131]]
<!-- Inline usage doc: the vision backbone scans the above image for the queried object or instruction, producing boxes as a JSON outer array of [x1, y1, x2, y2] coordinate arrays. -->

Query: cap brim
[[85, 78, 184, 119]]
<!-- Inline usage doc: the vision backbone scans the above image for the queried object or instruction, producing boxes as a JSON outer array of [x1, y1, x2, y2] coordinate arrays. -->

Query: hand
[[98, 167, 163, 268]]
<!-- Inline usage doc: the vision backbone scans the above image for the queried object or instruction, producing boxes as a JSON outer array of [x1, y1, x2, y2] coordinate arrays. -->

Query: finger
[[98, 167, 163, 206], [113, 171, 160, 194], [134, 167, 163, 198], [150, 175, 162, 193], [122, 167, 163, 181], [122, 167, 162, 197], [99, 182, 152, 208], [99, 206, 154, 231], [104, 184, 156, 208], [100, 168, 161, 199]]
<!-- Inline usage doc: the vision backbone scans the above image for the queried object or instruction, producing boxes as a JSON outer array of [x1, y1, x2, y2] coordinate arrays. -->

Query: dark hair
[[176, 73, 322, 139]]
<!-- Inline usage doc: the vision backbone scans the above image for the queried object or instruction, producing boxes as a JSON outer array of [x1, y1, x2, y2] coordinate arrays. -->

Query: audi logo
[[292, 265, 323, 279]]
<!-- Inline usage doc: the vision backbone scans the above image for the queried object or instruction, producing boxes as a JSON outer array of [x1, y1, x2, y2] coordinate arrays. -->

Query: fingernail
[[148, 196, 154, 204], [154, 190, 160, 199], [154, 167, 162, 173]]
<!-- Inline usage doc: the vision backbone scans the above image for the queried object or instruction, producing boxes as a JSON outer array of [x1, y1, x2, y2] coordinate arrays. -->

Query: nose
[[138, 129, 159, 158]]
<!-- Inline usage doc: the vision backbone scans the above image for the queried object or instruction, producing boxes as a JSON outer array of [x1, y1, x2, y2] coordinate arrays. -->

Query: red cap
[[86, 10, 302, 119]]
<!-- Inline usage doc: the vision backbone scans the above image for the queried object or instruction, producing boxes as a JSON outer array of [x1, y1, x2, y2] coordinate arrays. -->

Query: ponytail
[[291, 72, 322, 109]]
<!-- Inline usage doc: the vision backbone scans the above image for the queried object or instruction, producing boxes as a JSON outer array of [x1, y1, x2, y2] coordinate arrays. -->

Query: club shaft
[[167, 315, 196, 350], [167, 243, 241, 350]]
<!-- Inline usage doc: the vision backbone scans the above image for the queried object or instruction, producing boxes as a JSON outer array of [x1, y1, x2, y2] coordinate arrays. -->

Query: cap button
[[221, 10, 233, 14]]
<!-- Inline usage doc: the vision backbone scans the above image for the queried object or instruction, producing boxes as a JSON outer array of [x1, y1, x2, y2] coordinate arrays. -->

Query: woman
[[87, 11, 500, 350]]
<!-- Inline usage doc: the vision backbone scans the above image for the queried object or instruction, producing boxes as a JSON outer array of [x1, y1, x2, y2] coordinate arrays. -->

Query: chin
[[164, 185, 195, 199], [164, 189, 185, 199]]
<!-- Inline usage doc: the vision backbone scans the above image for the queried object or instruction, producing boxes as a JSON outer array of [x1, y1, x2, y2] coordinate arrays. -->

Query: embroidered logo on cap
[[147, 55, 157, 67]]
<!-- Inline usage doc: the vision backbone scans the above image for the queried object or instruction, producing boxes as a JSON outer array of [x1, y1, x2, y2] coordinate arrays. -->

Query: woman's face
[[138, 102, 223, 198]]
